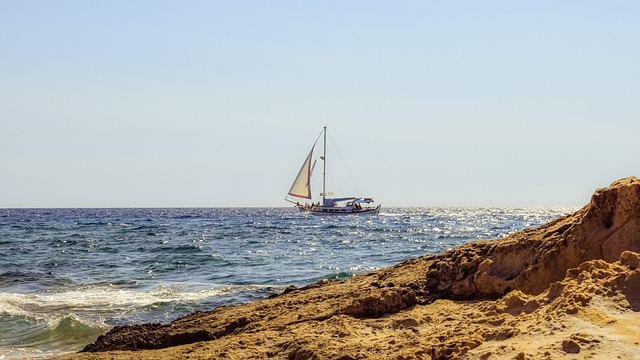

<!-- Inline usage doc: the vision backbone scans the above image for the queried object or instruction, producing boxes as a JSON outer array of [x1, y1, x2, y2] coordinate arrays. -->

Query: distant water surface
[[0, 207, 575, 358]]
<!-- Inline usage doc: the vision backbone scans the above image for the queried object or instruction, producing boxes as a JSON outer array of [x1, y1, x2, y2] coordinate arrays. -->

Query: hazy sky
[[1, 1, 638, 208]]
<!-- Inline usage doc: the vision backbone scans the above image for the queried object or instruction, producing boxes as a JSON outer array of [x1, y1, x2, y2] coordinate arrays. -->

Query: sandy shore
[[57, 177, 640, 359]]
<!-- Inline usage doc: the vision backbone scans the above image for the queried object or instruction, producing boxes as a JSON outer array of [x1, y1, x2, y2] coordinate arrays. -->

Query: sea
[[0, 207, 576, 359]]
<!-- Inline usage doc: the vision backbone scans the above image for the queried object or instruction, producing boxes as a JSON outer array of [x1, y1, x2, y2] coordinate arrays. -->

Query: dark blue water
[[0, 207, 574, 358]]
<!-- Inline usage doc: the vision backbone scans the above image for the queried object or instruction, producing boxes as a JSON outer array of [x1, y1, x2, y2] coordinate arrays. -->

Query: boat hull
[[296, 204, 381, 215]]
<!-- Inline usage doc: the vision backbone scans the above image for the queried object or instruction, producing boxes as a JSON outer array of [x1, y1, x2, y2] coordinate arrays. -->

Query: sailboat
[[285, 127, 381, 215]]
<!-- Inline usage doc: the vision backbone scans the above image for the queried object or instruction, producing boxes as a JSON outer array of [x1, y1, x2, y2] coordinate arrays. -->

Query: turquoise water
[[0, 207, 574, 358]]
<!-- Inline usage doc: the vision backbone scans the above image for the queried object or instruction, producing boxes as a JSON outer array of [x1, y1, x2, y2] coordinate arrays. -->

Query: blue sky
[[1, 1, 638, 207]]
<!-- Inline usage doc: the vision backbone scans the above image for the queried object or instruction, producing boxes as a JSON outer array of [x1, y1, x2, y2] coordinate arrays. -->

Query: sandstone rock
[[562, 339, 581, 353], [423, 176, 640, 299]]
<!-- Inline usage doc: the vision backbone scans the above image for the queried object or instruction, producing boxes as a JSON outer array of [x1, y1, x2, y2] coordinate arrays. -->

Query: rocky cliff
[[424, 176, 640, 299]]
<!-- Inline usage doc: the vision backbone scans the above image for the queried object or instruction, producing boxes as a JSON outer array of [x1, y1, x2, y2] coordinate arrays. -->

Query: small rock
[[620, 251, 640, 270], [562, 339, 581, 354]]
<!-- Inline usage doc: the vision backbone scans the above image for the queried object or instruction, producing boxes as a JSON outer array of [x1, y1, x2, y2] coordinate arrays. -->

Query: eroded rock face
[[423, 176, 640, 299]]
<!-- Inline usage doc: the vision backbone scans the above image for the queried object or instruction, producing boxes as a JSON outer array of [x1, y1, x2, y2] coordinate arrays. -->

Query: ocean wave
[[1, 283, 277, 318], [0, 271, 71, 294], [0, 312, 108, 358], [0, 282, 280, 358]]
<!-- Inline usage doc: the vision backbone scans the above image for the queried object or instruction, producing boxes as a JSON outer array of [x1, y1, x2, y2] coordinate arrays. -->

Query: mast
[[322, 126, 327, 204]]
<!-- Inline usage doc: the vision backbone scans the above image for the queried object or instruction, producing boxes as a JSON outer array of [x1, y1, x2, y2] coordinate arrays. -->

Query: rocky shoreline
[[58, 177, 640, 359]]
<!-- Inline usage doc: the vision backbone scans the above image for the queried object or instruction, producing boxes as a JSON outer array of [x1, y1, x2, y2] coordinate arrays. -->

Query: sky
[[1, 1, 639, 208]]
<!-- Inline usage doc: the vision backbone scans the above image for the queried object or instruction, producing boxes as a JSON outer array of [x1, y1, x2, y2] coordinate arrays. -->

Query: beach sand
[[58, 177, 640, 359]]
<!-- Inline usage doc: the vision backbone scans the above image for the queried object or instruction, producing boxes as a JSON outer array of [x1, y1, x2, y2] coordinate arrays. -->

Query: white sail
[[288, 146, 315, 199]]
